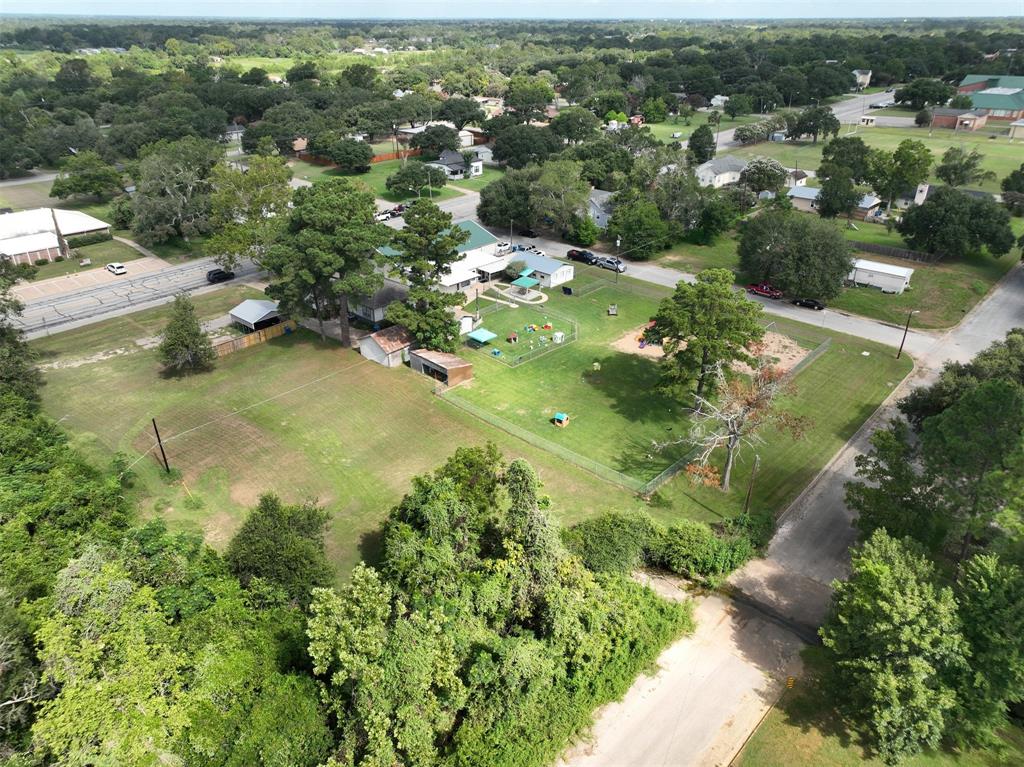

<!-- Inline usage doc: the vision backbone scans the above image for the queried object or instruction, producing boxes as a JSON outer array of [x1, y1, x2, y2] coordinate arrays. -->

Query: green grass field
[[735, 649, 1024, 767], [448, 275, 912, 526], [724, 126, 1020, 193], [29, 239, 143, 280], [448, 166, 506, 192], [451, 282, 692, 482], [656, 234, 742, 273], [289, 158, 464, 202], [32, 288, 654, 577], [645, 113, 762, 144], [652, 219, 1021, 330]]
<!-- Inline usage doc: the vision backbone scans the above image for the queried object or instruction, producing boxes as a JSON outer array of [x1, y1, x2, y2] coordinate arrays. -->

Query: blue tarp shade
[[467, 328, 497, 344], [511, 276, 540, 288], [554, 412, 568, 421], [519, 267, 535, 277]]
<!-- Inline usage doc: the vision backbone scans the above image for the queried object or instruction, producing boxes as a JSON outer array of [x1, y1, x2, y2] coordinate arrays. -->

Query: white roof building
[[229, 299, 280, 330], [0, 208, 111, 265], [847, 258, 914, 295]]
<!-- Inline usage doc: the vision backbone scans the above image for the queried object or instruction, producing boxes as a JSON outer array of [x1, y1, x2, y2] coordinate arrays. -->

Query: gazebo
[[511, 275, 540, 295]]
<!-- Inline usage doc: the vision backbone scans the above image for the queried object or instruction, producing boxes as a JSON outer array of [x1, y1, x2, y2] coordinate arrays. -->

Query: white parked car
[[105, 262, 127, 275], [374, 211, 391, 222]]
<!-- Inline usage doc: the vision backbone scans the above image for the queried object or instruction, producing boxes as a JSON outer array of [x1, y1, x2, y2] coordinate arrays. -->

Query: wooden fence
[[213, 321, 297, 358]]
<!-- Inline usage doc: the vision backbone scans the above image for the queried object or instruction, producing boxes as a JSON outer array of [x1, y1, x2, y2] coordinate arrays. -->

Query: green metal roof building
[[957, 75, 1024, 119]]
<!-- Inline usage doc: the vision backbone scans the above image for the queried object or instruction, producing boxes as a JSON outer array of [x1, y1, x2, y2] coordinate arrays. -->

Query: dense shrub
[[65, 230, 112, 248], [654, 519, 754, 581], [563, 510, 766, 584], [561, 510, 660, 573]]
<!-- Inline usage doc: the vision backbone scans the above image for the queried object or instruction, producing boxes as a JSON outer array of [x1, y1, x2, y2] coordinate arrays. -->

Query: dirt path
[[557, 594, 805, 767]]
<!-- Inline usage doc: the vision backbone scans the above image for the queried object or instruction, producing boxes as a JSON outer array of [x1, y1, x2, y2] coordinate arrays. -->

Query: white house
[[510, 252, 575, 288], [588, 189, 615, 228], [0, 208, 111, 266], [359, 325, 412, 367], [710, 95, 730, 109], [380, 220, 507, 294], [785, 169, 810, 188], [696, 156, 748, 188], [426, 149, 484, 180], [847, 258, 914, 294], [787, 186, 883, 220]]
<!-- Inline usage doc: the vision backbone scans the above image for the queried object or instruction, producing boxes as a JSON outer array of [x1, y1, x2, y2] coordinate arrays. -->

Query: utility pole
[[152, 418, 170, 473], [744, 454, 760, 517], [897, 309, 919, 360]]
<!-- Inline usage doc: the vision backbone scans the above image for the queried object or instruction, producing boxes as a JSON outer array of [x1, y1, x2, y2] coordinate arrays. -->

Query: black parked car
[[518, 227, 539, 238], [566, 249, 597, 264], [791, 297, 825, 311], [206, 268, 236, 284]]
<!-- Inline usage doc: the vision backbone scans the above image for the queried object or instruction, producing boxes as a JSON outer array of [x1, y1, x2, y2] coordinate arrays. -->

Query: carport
[[229, 299, 280, 331]]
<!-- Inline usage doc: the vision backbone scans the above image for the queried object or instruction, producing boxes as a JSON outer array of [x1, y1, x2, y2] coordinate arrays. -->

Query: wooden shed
[[359, 326, 412, 368], [409, 349, 473, 387]]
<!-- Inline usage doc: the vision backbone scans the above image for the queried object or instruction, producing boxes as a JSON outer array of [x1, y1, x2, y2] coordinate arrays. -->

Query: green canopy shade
[[519, 267, 535, 277], [467, 328, 497, 344], [511, 276, 540, 288]]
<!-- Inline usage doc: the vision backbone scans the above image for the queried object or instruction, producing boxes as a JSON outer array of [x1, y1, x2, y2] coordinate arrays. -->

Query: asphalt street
[[18, 256, 260, 337]]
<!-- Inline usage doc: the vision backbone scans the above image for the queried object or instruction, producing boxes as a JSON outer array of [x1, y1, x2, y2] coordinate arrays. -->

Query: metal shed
[[847, 259, 914, 295], [229, 299, 280, 331]]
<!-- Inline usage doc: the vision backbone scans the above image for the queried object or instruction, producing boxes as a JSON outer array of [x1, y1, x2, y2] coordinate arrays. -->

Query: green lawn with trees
[[735, 649, 1024, 767], [726, 127, 1019, 193], [30, 289, 652, 576], [288, 158, 464, 202]]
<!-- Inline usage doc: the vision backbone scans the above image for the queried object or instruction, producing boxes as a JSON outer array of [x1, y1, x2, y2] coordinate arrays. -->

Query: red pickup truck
[[746, 282, 783, 299]]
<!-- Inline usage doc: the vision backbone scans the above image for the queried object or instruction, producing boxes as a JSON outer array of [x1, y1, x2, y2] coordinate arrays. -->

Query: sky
[[2, 1, 1023, 20]]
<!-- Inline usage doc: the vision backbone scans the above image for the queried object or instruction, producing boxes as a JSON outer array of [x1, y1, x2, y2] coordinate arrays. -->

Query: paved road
[[18, 256, 260, 337], [0, 170, 59, 188]]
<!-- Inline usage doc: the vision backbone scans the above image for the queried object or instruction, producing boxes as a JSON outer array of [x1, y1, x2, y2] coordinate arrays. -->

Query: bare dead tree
[[684, 358, 806, 492]]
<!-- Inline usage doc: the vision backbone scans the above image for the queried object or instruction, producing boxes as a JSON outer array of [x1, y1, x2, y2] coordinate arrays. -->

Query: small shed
[[229, 299, 280, 331], [847, 259, 914, 295], [359, 325, 412, 367], [409, 349, 473, 386]]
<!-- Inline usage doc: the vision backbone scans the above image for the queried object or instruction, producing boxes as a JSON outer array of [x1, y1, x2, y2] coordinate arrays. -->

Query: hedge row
[[65, 230, 113, 248]]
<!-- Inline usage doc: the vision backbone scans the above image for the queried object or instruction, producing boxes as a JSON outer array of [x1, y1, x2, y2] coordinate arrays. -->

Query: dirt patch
[[201, 510, 240, 549], [612, 327, 808, 374], [229, 480, 264, 508], [40, 346, 138, 370], [733, 332, 808, 375], [611, 328, 664, 359]]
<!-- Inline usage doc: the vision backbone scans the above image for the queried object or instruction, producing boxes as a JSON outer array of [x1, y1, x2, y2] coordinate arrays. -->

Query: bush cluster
[[562, 510, 768, 584], [65, 230, 113, 248]]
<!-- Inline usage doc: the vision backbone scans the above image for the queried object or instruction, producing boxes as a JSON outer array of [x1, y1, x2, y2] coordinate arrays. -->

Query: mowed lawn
[[735, 649, 1024, 767], [33, 288, 650, 578], [449, 277, 912, 524], [645, 112, 762, 143], [652, 218, 1023, 330], [654, 317, 912, 526], [451, 282, 690, 482], [29, 239, 144, 281], [724, 126, 1020, 193], [289, 158, 464, 202], [448, 166, 506, 192]]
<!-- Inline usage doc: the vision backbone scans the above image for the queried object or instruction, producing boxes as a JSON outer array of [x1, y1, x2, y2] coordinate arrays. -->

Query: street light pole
[[896, 309, 919, 360]]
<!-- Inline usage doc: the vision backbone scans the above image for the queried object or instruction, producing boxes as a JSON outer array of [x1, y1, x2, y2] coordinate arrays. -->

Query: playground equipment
[[608, 304, 618, 316], [553, 412, 570, 427], [552, 331, 565, 344], [507, 332, 519, 343]]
